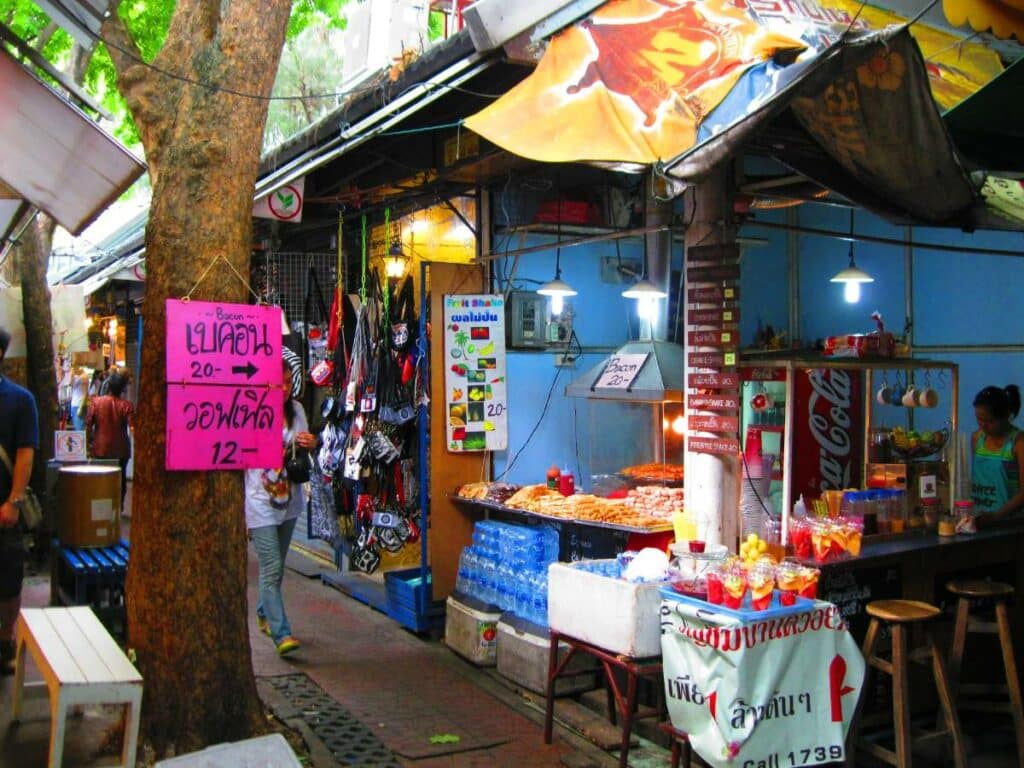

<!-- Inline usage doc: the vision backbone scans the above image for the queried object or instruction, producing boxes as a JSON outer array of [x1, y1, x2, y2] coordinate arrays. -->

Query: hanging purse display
[[304, 264, 334, 387]]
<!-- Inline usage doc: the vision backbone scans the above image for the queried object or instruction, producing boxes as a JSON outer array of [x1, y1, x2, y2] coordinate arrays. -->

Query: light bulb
[[843, 281, 861, 303], [109, 318, 118, 337], [637, 296, 657, 320], [672, 415, 686, 435], [85, 316, 92, 333], [550, 294, 564, 316]]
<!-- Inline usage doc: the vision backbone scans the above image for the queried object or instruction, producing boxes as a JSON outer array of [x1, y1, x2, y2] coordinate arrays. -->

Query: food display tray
[[450, 495, 674, 535], [660, 586, 816, 621]]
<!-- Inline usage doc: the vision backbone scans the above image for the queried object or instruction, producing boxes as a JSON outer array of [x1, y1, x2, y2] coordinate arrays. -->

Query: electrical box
[[508, 291, 573, 349]]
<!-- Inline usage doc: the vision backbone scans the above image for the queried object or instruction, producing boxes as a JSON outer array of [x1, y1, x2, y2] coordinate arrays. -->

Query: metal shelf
[[450, 495, 673, 535]]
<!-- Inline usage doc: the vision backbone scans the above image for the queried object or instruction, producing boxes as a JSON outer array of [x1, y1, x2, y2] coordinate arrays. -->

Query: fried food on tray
[[620, 463, 684, 483]]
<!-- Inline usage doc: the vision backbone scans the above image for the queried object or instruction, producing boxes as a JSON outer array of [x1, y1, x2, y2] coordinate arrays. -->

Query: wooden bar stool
[[946, 579, 1024, 767], [847, 599, 967, 768]]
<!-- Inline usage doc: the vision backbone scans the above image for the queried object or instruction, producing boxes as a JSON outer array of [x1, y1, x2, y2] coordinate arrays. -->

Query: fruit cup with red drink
[[798, 565, 820, 599], [748, 561, 776, 611], [791, 517, 813, 560], [775, 561, 803, 606], [705, 562, 725, 605], [721, 563, 749, 609]]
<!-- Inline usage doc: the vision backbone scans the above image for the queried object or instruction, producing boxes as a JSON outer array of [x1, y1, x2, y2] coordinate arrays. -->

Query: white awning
[[0, 48, 145, 236]]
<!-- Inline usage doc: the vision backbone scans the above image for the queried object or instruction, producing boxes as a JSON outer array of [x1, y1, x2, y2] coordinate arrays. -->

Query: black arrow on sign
[[232, 361, 258, 379]]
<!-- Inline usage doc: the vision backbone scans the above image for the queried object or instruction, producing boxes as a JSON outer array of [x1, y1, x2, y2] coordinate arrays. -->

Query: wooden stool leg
[[927, 626, 967, 768], [11, 625, 26, 721], [891, 624, 913, 768], [846, 617, 881, 767], [121, 690, 143, 768], [948, 597, 970, 699], [48, 691, 68, 768], [670, 737, 682, 768], [995, 601, 1024, 768], [617, 669, 639, 768]]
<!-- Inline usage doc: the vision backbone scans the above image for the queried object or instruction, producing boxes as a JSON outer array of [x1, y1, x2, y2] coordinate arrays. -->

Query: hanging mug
[[917, 387, 939, 408], [901, 386, 918, 407], [876, 385, 893, 406]]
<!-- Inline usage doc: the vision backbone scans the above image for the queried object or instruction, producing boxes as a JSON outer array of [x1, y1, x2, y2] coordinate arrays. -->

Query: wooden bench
[[11, 606, 142, 768]]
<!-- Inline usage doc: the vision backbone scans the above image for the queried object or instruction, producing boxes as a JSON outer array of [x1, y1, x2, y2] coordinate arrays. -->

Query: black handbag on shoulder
[[284, 441, 312, 484]]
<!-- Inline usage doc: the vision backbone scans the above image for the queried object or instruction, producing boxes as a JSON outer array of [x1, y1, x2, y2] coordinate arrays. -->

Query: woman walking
[[86, 372, 133, 506], [246, 350, 314, 656]]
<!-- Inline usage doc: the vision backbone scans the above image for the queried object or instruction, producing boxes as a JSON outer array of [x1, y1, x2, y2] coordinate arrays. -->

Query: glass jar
[[938, 513, 957, 537], [954, 500, 977, 534], [891, 490, 908, 532]]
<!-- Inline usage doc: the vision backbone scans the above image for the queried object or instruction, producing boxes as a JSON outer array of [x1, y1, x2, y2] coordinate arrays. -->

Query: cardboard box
[[823, 332, 895, 358], [548, 561, 666, 657], [57, 464, 121, 547], [445, 595, 501, 666]]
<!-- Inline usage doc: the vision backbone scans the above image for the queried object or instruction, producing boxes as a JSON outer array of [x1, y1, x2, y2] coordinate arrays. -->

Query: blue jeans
[[251, 518, 297, 644]]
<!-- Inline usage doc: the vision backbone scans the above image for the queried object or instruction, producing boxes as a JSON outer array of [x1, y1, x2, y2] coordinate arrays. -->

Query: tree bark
[[103, 0, 293, 755], [14, 215, 58, 502]]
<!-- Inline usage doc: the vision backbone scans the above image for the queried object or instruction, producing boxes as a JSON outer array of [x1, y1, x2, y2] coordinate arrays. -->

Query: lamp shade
[[621, 278, 667, 299], [383, 240, 409, 279], [537, 277, 577, 297], [829, 263, 874, 284]]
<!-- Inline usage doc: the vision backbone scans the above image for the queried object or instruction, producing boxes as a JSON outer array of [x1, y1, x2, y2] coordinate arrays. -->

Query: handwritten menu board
[[594, 353, 649, 390], [165, 299, 283, 470], [444, 295, 508, 452], [686, 244, 741, 456]]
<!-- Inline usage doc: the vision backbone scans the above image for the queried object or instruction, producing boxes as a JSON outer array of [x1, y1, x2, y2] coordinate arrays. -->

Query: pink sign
[[166, 385, 282, 470], [166, 299, 281, 386]]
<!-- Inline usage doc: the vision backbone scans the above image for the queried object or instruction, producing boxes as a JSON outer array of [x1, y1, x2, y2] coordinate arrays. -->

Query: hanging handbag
[[0, 445, 43, 531], [283, 439, 312, 484], [304, 264, 334, 387]]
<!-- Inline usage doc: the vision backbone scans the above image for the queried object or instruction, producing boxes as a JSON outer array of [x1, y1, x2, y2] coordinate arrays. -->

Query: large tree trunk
[[103, 0, 293, 755], [15, 215, 58, 508]]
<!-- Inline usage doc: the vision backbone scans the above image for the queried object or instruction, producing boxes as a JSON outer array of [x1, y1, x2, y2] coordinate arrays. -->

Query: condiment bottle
[[938, 512, 956, 537], [558, 467, 575, 496], [920, 498, 940, 530], [890, 489, 908, 533]]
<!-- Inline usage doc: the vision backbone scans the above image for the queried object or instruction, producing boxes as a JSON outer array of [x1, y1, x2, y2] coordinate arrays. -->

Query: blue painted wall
[[492, 194, 1024, 487]]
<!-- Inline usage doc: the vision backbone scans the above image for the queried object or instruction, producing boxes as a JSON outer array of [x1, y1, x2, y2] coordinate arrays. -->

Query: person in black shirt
[[0, 327, 39, 674]]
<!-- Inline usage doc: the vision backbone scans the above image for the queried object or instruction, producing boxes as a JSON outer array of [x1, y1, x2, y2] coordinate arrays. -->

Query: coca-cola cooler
[[741, 364, 865, 514]]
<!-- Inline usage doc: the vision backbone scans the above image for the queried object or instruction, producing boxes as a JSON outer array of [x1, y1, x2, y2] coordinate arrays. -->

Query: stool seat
[[946, 579, 1014, 598], [866, 599, 941, 623]]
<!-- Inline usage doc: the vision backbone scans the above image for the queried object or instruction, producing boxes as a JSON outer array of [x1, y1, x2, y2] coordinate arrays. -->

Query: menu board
[[444, 295, 508, 452], [165, 299, 283, 470]]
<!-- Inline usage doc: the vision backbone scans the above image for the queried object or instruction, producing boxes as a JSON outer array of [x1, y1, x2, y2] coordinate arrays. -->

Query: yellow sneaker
[[276, 636, 300, 656], [256, 616, 270, 636]]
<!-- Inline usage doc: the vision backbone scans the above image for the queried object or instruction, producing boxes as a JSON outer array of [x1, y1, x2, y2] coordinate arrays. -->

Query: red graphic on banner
[[792, 368, 864, 498], [690, 436, 740, 455], [690, 414, 739, 433], [688, 330, 738, 348], [690, 394, 740, 411], [690, 308, 738, 326], [689, 372, 739, 389], [689, 352, 737, 368], [830, 655, 856, 723]]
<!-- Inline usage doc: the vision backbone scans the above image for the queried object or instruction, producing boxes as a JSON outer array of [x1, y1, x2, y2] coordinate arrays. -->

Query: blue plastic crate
[[385, 567, 432, 612]]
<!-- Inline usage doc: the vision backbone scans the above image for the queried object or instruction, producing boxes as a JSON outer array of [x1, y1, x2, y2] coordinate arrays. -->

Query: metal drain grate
[[266, 673, 403, 767]]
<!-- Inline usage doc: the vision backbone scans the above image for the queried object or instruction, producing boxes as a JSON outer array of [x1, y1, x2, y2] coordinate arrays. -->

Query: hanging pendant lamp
[[830, 210, 873, 303], [537, 246, 577, 315]]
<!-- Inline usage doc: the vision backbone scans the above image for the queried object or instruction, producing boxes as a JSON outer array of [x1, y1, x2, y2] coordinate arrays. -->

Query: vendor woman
[[971, 385, 1024, 524]]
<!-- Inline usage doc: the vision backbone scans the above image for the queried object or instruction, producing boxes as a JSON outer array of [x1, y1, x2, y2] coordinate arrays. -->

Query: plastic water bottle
[[456, 548, 470, 595], [497, 561, 515, 611], [541, 526, 559, 565], [463, 548, 480, 601], [481, 555, 499, 607], [514, 568, 533, 619], [531, 568, 549, 627]]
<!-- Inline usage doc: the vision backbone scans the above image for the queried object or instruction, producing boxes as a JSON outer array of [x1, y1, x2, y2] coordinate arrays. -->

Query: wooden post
[[684, 165, 740, 549]]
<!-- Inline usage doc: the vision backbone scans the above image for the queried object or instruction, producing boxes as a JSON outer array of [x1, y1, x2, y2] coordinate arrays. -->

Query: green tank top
[[971, 428, 1020, 514]]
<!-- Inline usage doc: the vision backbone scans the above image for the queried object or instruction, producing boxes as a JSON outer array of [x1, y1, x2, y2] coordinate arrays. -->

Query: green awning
[[945, 58, 1024, 172]]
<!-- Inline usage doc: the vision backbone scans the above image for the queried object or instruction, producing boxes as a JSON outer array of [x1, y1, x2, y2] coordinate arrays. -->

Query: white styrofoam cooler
[[496, 619, 598, 696], [547, 560, 666, 658], [445, 595, 501, 666]]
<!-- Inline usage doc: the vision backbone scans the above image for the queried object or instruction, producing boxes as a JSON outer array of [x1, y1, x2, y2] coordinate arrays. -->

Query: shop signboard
[[689, 394, 740, 412], [688, 265, 740, 284], [689, 414, 739, 434], [688, 436, 740, 455], [689, 352, 737, 369], [686, 244, 740, 264], [54, 430, 87, 462], [594, 353, 649, 390], [792, 368, 865, 496], [164, 299, 283, 470], [443, 295, 508, 452], [689, 372, 739, 389], [689, 308, 738, 326], [688, 286, 739, 304], [660, 598, 865, 768], [688, 330, 738, 349]]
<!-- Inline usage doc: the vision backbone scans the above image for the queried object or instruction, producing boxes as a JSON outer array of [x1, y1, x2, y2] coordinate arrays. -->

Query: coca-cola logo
[[807, 370, 853, 491]]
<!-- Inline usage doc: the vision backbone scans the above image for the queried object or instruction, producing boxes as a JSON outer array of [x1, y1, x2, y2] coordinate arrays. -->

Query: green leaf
[[428, 734, 461, 745]]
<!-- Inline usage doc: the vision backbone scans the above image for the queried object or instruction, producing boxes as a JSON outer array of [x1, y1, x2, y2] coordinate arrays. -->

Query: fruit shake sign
[[165, 299, 283, 470], [660, 598, 864, 768], [444, 295, 507, 452]]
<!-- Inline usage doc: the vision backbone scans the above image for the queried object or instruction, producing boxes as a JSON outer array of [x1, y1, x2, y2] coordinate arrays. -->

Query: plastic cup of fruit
[[775, 562, 803, 606], [841, 518, 863, 557], [798, 566, 820, 599], [722, 565, 749, 610], [810, 520, 837, 563], [791, 518, 813, 561], [748, 562, 776, 611]]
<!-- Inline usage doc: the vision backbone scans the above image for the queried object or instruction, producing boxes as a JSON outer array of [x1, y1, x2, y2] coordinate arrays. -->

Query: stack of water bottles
[[455, 520, 559, 627]]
